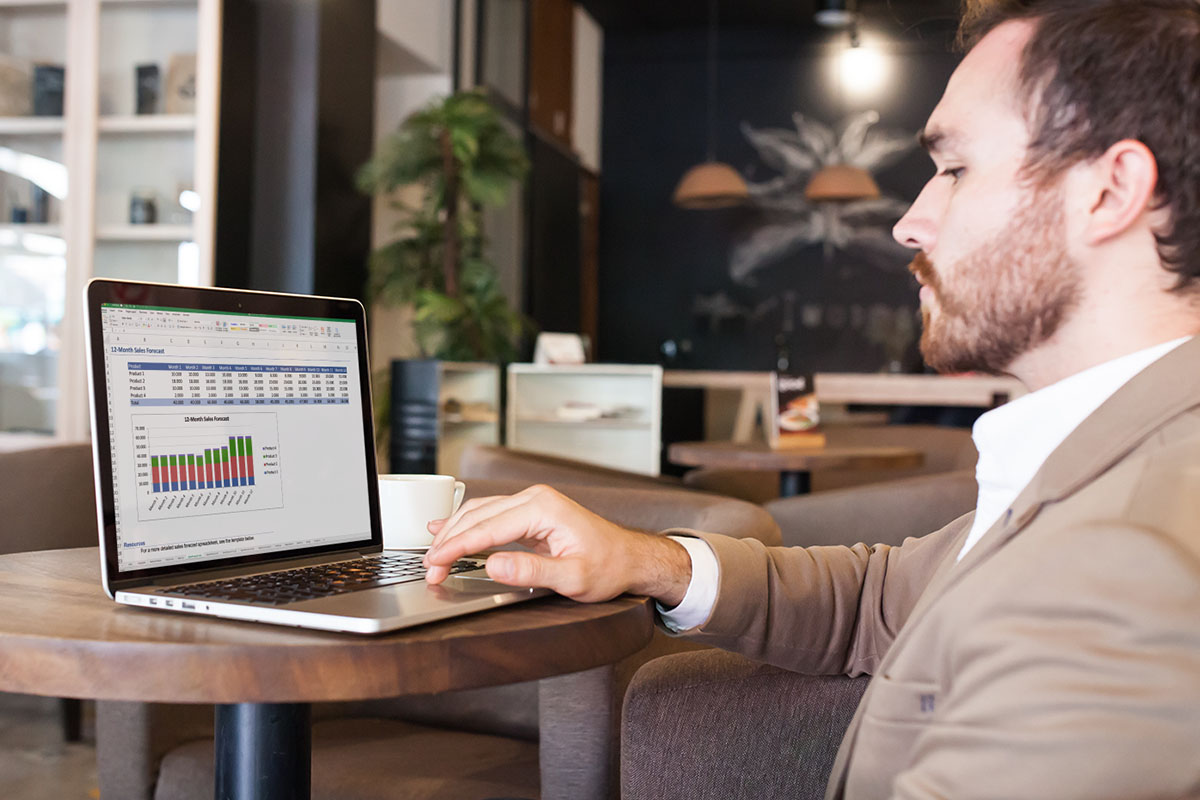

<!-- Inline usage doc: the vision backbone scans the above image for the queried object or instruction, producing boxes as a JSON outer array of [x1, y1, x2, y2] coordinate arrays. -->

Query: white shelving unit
[[436, 362, 501, 476], [97, 113, 195, 133], [0, 0, 221, 438], [96, 223, 193, 241], [506, 364, 663, 476]]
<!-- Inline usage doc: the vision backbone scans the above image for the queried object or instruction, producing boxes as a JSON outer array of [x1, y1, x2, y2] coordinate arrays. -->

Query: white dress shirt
[[659, 336, 1192, 632]]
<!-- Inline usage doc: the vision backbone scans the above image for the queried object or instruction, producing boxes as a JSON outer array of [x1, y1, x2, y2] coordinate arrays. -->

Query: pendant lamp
[[673, 0, 749, 209], [804, 164, 880, 201]]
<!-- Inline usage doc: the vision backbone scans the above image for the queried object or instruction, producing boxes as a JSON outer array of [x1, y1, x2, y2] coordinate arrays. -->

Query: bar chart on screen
[[132, 411, 284, 522]]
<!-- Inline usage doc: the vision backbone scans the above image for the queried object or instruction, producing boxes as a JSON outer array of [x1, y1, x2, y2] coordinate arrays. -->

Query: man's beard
[[907, 187, 1081, 375]]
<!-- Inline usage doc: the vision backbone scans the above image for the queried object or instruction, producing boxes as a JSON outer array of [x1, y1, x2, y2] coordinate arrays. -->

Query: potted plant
[[358, 89, 532, 468], [357, 89, 531, 361]]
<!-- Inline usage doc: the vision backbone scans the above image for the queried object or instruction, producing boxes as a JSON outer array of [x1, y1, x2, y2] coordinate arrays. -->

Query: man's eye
[[939, 167, 965, 181]]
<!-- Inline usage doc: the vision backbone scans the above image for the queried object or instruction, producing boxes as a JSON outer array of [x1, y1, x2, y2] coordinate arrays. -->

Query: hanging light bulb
[[673, 0, 748, 209]]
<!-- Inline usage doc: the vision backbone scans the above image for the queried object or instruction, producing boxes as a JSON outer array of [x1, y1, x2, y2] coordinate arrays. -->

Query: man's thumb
[[486, 551, 550, 587]]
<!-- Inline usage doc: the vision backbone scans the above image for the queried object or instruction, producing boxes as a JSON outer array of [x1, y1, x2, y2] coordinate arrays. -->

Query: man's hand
[[422, 484, 692, 606]]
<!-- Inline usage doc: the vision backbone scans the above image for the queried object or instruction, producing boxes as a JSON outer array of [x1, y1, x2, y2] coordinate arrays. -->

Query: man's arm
[[426, 484, 972, 677], [670, 519, 967, 676]]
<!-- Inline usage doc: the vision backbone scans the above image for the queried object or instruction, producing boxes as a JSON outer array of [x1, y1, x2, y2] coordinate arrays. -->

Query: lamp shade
[[673, 162, 750, 209], [804, 164, 880, 201]]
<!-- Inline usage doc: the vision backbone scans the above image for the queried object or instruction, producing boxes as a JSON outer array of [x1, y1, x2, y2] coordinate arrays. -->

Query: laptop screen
[[94, 294, 376, 574]]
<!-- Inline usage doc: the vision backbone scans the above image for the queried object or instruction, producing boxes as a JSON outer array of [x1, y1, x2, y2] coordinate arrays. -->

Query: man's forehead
[[922, 20, 1035, 154]]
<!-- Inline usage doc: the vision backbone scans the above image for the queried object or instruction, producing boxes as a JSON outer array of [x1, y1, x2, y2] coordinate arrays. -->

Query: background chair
[[98, 479, 781, 800], [458, 444, 690, 492], [766, 468, 978, 547], [0, 441, 99, 742]]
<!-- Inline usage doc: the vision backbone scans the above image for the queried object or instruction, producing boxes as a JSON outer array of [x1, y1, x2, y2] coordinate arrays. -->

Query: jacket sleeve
[[889, 517, 1200, 799], [664, 513, 972, 676]]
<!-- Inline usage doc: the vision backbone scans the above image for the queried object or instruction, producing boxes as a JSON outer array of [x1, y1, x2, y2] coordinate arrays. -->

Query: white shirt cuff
[[656, 534, 719, 632]]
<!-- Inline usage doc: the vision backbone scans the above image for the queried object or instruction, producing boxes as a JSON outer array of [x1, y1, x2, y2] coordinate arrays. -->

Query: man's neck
[[1008, 317, 1200, 391]]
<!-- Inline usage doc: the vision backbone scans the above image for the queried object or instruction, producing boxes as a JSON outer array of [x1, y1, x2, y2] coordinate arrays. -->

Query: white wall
[[376, 0, 453, 75], [370, 4, 455, 367]]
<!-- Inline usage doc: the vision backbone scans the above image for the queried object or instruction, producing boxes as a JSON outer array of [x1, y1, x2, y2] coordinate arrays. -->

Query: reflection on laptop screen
[[98, 302, 372, 572]]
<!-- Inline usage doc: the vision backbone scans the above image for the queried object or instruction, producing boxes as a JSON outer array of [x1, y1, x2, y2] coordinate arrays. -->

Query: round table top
[[668, 440, 925, 472], [0, 548, 653, 704]]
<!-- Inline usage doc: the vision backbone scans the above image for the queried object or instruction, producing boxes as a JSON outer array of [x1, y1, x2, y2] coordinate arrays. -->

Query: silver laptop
[[84, 278, 549, 634]]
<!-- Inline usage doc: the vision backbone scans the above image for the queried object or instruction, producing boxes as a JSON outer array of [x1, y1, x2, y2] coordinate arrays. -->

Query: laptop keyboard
[[166, 553, 484, 606]]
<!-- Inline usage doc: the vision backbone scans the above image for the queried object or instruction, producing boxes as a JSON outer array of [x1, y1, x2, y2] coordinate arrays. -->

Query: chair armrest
[[621, 650, 869, 800], [765, 469, 977, 548]]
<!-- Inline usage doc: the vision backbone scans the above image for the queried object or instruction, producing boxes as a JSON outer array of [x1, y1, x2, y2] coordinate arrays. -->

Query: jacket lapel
[[825, 335, 1200, 799]]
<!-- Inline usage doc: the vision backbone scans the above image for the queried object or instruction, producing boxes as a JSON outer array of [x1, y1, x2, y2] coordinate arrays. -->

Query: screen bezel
[[85, 279, 383, 589]]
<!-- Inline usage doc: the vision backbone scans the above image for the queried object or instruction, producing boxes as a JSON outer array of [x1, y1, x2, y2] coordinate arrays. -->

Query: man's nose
[[893, 184, 937, 251]]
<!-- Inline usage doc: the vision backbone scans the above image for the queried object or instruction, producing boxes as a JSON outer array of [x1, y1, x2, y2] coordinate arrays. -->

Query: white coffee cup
[[377, 474, 466, 550]]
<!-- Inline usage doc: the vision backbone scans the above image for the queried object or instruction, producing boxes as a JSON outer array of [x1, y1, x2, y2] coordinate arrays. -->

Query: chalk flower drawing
[[730, 110, 917, 285]]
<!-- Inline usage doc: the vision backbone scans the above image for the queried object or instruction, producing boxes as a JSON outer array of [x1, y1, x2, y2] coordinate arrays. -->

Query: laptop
[[84, 278, 550, 634]]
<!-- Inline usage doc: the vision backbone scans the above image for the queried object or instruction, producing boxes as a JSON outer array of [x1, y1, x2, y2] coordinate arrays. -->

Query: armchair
[[622, 650, 869, 800]]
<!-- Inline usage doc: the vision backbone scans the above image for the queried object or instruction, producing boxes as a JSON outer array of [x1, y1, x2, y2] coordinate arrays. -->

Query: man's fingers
[[426, 503, 548, 567], [424, 563, 450, 585], [427, 492, 529, 553]]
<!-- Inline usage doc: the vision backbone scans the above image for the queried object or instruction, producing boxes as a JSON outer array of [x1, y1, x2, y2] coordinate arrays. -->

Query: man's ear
[[1082, 139, 1159, 245]]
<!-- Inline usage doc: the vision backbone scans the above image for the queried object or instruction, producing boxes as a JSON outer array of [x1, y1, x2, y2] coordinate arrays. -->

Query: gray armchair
[[98, 479, 781, 800], [622, 650, 869, 800], [766, 468, 978, 547], [0, 440, 99, 742]]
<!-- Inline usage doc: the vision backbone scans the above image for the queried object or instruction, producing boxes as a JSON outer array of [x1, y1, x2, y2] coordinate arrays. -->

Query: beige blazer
[[678, 335, 1200, 799]]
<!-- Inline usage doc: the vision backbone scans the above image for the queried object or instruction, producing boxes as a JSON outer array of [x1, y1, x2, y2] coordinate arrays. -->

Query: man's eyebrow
[[918, 128, 959, 155]]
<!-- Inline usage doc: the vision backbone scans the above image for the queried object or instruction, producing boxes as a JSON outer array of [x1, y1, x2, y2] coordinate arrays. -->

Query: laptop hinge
[[111, 548, 380, 591]]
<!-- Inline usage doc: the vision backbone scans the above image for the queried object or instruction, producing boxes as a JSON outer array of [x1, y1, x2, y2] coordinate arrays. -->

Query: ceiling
[[576, 0, 961, 33]]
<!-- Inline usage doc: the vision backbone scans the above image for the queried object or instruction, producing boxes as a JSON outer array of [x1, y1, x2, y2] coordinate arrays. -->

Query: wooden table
[[0, 548, 655, 800], [668, 440, 924, 497]]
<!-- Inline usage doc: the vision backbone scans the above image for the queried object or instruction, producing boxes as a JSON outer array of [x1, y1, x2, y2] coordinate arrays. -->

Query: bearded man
[[426, 0, 1200, 796]]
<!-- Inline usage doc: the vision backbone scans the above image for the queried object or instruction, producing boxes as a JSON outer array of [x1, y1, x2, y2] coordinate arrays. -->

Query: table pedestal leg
[[214, 702, 311, 800], [779, 470, 811, 497]]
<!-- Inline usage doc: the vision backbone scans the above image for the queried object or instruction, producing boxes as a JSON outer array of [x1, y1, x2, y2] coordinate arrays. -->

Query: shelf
[[0, 224, 66, 255], [96, 224, 194, 241], [514, 416, 651, 430], [0, 224, 63, 236], [99, 0, 196, 7], [0, 117, 65, 136], [442, 416, 500, 426], [98, 115, 196, 134], [0, 1, 66, 9]]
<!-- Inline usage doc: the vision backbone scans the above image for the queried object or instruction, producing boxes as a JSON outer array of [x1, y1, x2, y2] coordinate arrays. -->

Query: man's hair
[[958, 0, 1200, 292]]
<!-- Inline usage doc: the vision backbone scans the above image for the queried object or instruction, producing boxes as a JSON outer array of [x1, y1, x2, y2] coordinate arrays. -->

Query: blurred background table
[[669, 439, 924, 497]]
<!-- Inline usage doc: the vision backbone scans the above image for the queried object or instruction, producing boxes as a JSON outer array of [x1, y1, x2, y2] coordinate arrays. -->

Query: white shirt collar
[[958, 336, 1192, 561]]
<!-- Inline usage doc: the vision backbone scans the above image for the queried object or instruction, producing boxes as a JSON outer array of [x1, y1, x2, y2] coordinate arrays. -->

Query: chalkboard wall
[[597, 24, 961, 373]]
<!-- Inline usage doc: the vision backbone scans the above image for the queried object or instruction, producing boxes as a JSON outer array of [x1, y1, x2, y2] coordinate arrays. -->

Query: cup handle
[[452, 481, 466, 513]]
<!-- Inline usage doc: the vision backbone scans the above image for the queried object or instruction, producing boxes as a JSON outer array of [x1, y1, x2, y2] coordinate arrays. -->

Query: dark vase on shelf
[[389, 359, 439, 474], [32, 64, 64, 116]]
